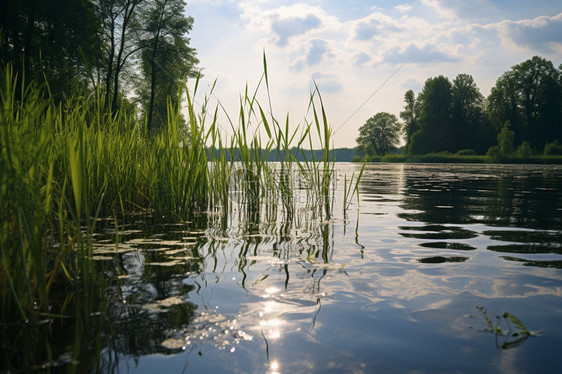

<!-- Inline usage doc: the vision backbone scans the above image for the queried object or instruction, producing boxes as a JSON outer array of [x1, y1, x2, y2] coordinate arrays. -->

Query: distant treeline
[[399, 56, 562, 157], [207, 147, 360, 162]]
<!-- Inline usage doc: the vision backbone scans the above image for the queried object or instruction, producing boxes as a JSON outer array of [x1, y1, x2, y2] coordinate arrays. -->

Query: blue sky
[[186, 0, 562, 148]]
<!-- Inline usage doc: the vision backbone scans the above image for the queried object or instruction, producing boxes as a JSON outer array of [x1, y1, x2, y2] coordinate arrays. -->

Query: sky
[[185, 0, 562, 148]]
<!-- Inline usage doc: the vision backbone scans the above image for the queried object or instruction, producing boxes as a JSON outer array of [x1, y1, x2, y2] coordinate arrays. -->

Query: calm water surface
[[67, 164, 562, 372]]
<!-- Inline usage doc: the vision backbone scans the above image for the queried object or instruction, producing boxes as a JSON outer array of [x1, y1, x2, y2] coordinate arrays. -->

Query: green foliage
[[456, 149, 477, 156], [400, 56, 561, 157], [356, 112, 401, 156], [0, 0, 102, 102], [96, 0, 144, 113], [0, 59, 362, 326], [486, 145, 503, 163], [451, 74, 495, 153], [0, 0, 200, 124], [544, 140, 562, 156], [138, 0, 199, 131], [477, 306, 541, 350], [358, 147, 561, 164], [400, 89, 419, 153], [497, 121, 515, 154], [409, 76, 454, 154], [516, 141, 534, 158], [0, 65, 207, 323], [487, 56, 562, 150]]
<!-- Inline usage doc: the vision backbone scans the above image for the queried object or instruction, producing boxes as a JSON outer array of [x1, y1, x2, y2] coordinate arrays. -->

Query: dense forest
[[358, 56, 562, 159], [0, 0, 199, 131]]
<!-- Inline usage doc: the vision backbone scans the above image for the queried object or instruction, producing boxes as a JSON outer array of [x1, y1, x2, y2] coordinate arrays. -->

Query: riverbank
[[352, 153, 562, 164]]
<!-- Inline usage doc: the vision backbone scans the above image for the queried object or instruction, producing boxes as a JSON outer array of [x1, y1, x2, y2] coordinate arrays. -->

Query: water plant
[[476, 306, 541, 350], [1, 53, 363, 316], [0, 54, 366, 371]]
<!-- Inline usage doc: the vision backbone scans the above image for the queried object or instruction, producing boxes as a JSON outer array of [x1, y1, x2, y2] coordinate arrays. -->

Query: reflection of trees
[[393, 165, 562, 269], [95, 209, 335, 372], [98, 260, 199, 372], [99, 300, 196, 371], [399, 175, 491, 224], [359, 164, 404, 197], [1, 282, 107, 373], [397, 166, 562, 229], [83, 221, 208, 372]]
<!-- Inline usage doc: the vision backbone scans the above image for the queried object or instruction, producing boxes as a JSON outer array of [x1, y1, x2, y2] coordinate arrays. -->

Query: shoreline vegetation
[[0, 52, 559, 329], [355, 56, 562, 163], [0, 58, 360, 323], [351, 152, 562, 164], [209, 147, 562, 164], [2, 57, 370, 370]]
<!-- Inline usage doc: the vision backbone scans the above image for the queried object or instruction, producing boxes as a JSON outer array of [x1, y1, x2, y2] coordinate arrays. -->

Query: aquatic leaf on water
[[147, 260, 183, 267], [503, 312, 541, 336], [92, 244, 137, 254], [92, 255, 113, 261], [143, 296, 185, 311], [476, 306, 541, 350], [161, 337, 188, 350]]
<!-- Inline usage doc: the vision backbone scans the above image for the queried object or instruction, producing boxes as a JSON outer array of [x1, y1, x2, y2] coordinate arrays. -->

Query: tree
[[497, 121, 515, 154], [138, 0, 199, 131], [400, 89, 419, 154], [356, 112, 401, 156], [409, 76, 453, 154], [451, 74, 495, 153], [96, 0, 144, 113], [0, 0, 102, 101], [452, 74, 482, 131], [487, 56, 562, 150]]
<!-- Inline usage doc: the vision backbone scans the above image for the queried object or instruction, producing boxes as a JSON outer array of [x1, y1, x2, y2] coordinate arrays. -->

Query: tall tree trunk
[[23, 3, 36, 83], [147, 47, 158, 132], [111, 0, 138, 114], [111, 61, 121, 113], [104, 17, 115, 112]]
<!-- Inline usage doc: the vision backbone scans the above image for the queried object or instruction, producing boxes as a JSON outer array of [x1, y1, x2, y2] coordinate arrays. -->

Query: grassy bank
[[353, 152, 562, 164], [0, 65, 210, 324]]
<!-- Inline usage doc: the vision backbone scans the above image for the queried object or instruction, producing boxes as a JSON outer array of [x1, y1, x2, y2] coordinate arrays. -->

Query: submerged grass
[[0, 56, 363, 331]]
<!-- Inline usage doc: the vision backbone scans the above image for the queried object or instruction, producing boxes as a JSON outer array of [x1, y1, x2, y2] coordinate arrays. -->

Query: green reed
[[0, 55, 363, 328], [0, 65, 203, 323]]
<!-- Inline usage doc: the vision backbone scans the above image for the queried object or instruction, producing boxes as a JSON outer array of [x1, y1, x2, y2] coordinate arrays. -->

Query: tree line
[[0, 0, 199, 131], [357, 56, 562, 157]]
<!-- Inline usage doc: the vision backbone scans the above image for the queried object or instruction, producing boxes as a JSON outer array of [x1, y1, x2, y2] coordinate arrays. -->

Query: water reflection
[[10, 164, 562, 373], [398, 164, 562, 230], [72, 204, 342, 373], [388, 164, 562, 269]]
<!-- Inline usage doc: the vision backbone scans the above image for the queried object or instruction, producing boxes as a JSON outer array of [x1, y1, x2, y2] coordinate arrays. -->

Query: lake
[[17, 163, 562, 373]]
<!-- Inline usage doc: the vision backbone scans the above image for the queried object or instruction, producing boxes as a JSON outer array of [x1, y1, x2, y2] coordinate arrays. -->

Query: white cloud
[[383, 44, 460, 64], [352, 52, 371, 67], [311, 72, 342, 94], [401, 78, 423, 92], [270, 14, 322, 46], [188, 0, 562, 147], [306, 39, 332, 65], [395, 5, 412, 13], [289, 39, 333, 72], [496, 13, 562, 53], [353, 12, 403, 41], [421, 0, 457, 19]]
